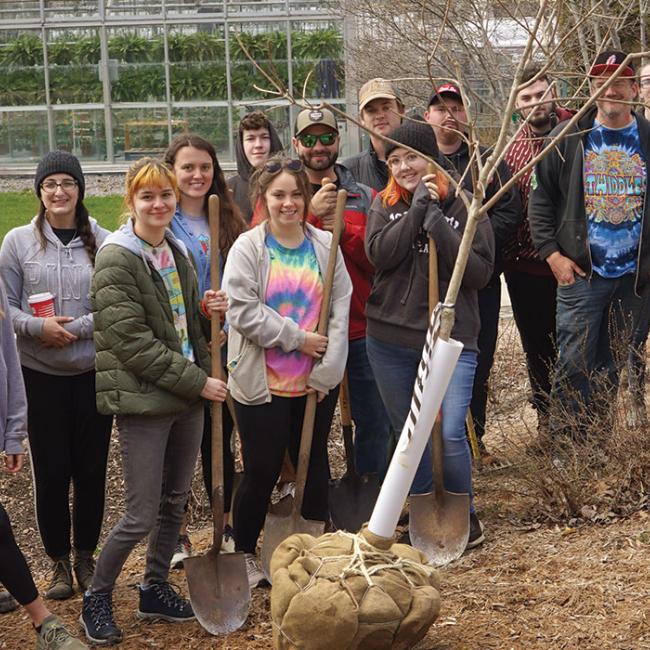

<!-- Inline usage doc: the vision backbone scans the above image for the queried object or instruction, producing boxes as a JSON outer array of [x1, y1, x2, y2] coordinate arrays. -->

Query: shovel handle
[[339, 373, 356, 475], [208, 194, 225, 541], [293, 189, 347, 516]]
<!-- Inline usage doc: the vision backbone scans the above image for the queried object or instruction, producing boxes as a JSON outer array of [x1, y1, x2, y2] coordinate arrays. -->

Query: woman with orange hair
[[364, 121, 494, 550], [79, 158, 228, 645]]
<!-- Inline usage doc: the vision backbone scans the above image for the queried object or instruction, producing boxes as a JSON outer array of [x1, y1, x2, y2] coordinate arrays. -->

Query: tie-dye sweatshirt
[[139, 237, 195, 362], [264, 232, 323, 396]]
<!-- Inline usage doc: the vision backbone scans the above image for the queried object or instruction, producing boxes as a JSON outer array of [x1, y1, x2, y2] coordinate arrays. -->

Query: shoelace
[[50, 560, 70, 582], [151, 582, 186, 610], [43, 623, 72, 645], [88, 595, 114, 629]]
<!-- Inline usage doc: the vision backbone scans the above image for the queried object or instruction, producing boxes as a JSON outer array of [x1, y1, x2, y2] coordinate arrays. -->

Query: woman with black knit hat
[[364, 121, 494, 549], [0, 150, 112, 600]]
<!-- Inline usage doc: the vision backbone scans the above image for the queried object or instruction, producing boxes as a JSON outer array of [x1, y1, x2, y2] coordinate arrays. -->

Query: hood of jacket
[[234, 120, 284, 182]]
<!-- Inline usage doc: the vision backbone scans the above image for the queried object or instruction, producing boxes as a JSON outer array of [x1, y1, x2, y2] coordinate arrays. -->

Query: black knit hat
[[384, 121, 439, 160], [35, 150, 85, 199]]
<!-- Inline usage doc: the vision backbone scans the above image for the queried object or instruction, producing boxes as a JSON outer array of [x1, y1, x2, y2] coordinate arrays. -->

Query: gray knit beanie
[[384, 121, 439, 160], [35, 150, 85, 200]]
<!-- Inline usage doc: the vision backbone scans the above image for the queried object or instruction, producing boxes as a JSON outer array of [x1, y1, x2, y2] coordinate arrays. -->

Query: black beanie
[[384, 121, 439, 160], [35, 150, 85, 200]]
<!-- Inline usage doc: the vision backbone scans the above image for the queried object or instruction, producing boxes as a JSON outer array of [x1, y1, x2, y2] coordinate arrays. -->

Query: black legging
[[0, 501, 38, 606], [233, 389, 339, 554], [22, 367, 112, 559]]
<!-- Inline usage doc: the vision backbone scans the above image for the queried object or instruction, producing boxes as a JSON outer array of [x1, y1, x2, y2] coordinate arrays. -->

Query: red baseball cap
[[589, 50, 635, 77], [428, 83, 463, 106]]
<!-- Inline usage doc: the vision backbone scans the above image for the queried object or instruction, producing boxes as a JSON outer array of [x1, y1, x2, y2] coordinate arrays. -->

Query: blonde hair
[[121, 157, 179, 222]]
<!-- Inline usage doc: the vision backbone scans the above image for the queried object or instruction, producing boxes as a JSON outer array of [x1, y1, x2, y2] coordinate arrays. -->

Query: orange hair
[[380, 168, 449, 208]]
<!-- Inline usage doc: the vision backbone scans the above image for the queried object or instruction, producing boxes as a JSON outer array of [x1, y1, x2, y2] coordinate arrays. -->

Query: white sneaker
[[220, 525, 235, 554], [170, 534, 192, 570], [244, 553, 268, 588]]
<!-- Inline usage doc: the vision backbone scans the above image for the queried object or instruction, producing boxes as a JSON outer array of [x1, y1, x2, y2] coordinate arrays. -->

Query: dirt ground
[[2, 318, 650, 649]]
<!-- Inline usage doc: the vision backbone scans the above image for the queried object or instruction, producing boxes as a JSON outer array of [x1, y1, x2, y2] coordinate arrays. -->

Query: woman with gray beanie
[[0, 150, 113, 601]]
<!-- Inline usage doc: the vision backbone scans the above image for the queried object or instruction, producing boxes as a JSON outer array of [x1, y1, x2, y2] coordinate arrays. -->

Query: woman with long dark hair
[[163, 134, 247, 565], [0, 151, 113, 601]]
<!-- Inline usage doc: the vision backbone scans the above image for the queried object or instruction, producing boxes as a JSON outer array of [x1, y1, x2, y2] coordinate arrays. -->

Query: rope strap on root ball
[[270, 525, 441, 650]]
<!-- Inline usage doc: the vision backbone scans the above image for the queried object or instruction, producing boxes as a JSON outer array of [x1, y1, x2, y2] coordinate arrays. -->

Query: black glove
[[408, 180, 435, 225]]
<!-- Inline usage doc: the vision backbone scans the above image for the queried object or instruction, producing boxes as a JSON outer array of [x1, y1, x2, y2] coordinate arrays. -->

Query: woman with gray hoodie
[[0, 151, 112, 602]]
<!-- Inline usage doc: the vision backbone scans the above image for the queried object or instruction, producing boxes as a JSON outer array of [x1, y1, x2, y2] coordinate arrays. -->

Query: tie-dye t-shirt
[[139, 238, 195, 362], [264, 232, 323, 396], [584, 119, 646, 278]]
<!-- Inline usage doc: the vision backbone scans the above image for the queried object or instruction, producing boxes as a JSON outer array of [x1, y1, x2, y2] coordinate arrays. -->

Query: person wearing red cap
[[529, 50, 650, 440], [424, 83, 522, 456]]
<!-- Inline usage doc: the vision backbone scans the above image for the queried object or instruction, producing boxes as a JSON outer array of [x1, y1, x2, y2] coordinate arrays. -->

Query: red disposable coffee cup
[[28, 292, 56, 318]]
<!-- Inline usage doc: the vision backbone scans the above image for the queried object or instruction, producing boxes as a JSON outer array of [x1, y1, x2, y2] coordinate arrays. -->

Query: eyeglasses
[[41, 179, 78, 193], [263, 159, 303, 174], [386, 152, 422, 170], [297, 132, 337, 148]]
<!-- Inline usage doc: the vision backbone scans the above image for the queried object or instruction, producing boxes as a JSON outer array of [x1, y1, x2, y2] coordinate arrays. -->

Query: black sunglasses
[[297, 132, 337, 148], [263, 159, 303, 174]]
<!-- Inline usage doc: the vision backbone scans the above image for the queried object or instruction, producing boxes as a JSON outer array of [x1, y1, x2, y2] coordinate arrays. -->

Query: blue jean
[[347, 338, 392, 477], [628, 285, 650, 398], [366, 335, 477, 512], [552, 273, 641, 434]]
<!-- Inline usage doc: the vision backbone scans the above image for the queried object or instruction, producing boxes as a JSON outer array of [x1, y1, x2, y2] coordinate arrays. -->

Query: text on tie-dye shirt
[[264, 232, 323, 396], [139, 237, 195, 362]]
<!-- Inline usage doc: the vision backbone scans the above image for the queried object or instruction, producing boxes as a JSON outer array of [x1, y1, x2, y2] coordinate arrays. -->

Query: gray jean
[[90, 403, 204, 593]]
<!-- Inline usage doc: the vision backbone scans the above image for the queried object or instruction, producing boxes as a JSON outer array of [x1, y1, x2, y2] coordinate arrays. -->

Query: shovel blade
[[260, 512, 325, 583], [409, 490, 470, 567], [184, 549, 250, 635], [328, 472, 381, 533]]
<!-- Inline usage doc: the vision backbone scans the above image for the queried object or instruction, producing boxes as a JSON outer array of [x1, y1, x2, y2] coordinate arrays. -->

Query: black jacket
[[364, 184, 494, 352], [227, 121, 283, 223], [528, 106, 650, 292], [342, 143, 389, 192]]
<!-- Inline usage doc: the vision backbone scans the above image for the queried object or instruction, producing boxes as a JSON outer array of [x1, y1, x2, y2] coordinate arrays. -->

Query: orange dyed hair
[[122, 157, 179, 220], [380, 166, 449, 208]]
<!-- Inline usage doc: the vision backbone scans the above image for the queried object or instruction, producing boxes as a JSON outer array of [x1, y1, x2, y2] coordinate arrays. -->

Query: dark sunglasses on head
[[263, 159, 303, 174], [298, 132, 337, 148]]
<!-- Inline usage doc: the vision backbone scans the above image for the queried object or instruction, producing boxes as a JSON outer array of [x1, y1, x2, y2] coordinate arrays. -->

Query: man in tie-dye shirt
[[529, 50, 650, 439]]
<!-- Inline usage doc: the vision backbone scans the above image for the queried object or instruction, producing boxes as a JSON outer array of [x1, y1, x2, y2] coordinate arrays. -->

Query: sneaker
[[79, 591, 123, 646], [45, 558, 74, 600], [170, 534, 192, 570], [73, 551, 95, 592], [36, 614, 88, 649], [244, 553, 268, 589], [220, 525, 235, 554], [0, 588, 17, 614], [137, 582, 195, 622], [466, 513, 485, 549]]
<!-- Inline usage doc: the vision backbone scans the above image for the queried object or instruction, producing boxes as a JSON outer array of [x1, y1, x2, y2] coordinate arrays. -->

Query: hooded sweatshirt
[[0, 216, 109, 375], [227, 121, 283, 223], [0, 279, 27, 455]]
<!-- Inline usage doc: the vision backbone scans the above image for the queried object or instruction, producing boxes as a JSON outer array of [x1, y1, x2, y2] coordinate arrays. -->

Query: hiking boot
[[45, 558, 73, 600], [220, 525, 235, 554], [170, 534, 192, 570], [73, 551, 95, 592], [466, 512, 485, 549], [137, 582, 194, 622], [36, 614, 88, 650], [244, 553, 268, 589], [0, 588, 17, 614], [79, 591, 122, 646]]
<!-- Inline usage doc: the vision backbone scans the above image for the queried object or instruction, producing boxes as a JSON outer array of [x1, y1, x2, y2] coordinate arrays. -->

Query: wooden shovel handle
[[293, 189, 347, 515]]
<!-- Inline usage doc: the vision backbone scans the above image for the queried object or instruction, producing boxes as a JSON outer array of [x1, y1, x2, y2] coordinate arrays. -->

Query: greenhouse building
[[0, 0, 351, 171]]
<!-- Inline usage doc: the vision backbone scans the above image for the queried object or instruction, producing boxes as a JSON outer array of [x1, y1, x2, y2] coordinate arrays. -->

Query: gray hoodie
[[0, 279, 27, 454], [0, 216, 109, 375]]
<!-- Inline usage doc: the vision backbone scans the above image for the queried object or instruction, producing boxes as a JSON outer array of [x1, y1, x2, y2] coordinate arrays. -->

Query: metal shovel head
[[184, 548, 250, 635], [328, 471, 381, 532], [260, 511, 325, 583], [408, 490, 470, 567]]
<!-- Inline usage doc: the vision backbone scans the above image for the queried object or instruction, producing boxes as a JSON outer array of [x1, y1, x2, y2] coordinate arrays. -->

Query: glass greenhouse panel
[[167, 1, 224, 16], [0, 110, 49, 162], [44, 1, 99, 19], [171, 106, 230, 158], [225, 0, 287, 14], [106, 1, 164, 16], [168, 25, 227, 102], [0, 1, 40, 21], [0, 30, 46, 107], [47, 28, 103, 104], [53, 109, 106, 161], [111, 107, 169, 160], [107, 26, 167, 103]]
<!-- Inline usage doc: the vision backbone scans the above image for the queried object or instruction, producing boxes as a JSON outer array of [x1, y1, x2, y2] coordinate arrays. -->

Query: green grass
[[0, 191, 124, 243]]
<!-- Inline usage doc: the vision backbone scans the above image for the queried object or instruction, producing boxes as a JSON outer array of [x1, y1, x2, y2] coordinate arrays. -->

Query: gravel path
[[0, 174, 125, 195]]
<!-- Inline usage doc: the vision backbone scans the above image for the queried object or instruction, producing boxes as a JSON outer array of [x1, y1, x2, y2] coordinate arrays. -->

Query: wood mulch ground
[[3, 318, 650, 649]]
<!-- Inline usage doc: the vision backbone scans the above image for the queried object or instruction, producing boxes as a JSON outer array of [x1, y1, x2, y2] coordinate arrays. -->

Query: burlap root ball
[[270, 526, 441, 650]]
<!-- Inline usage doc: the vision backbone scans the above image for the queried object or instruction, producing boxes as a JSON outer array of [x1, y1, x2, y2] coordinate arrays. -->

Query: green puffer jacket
[[92, 220, 211, 416]]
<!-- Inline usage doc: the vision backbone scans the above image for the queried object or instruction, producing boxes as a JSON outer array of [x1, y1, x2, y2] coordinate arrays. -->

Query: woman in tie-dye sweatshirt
[[222, 155, 352, 588]]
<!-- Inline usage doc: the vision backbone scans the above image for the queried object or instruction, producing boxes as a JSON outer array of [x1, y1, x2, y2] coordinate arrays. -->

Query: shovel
[[184, 194, 250, 634], [328, 372, 381, 532], [408, 187, 470, 566], [260, 188, 348, 582]]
